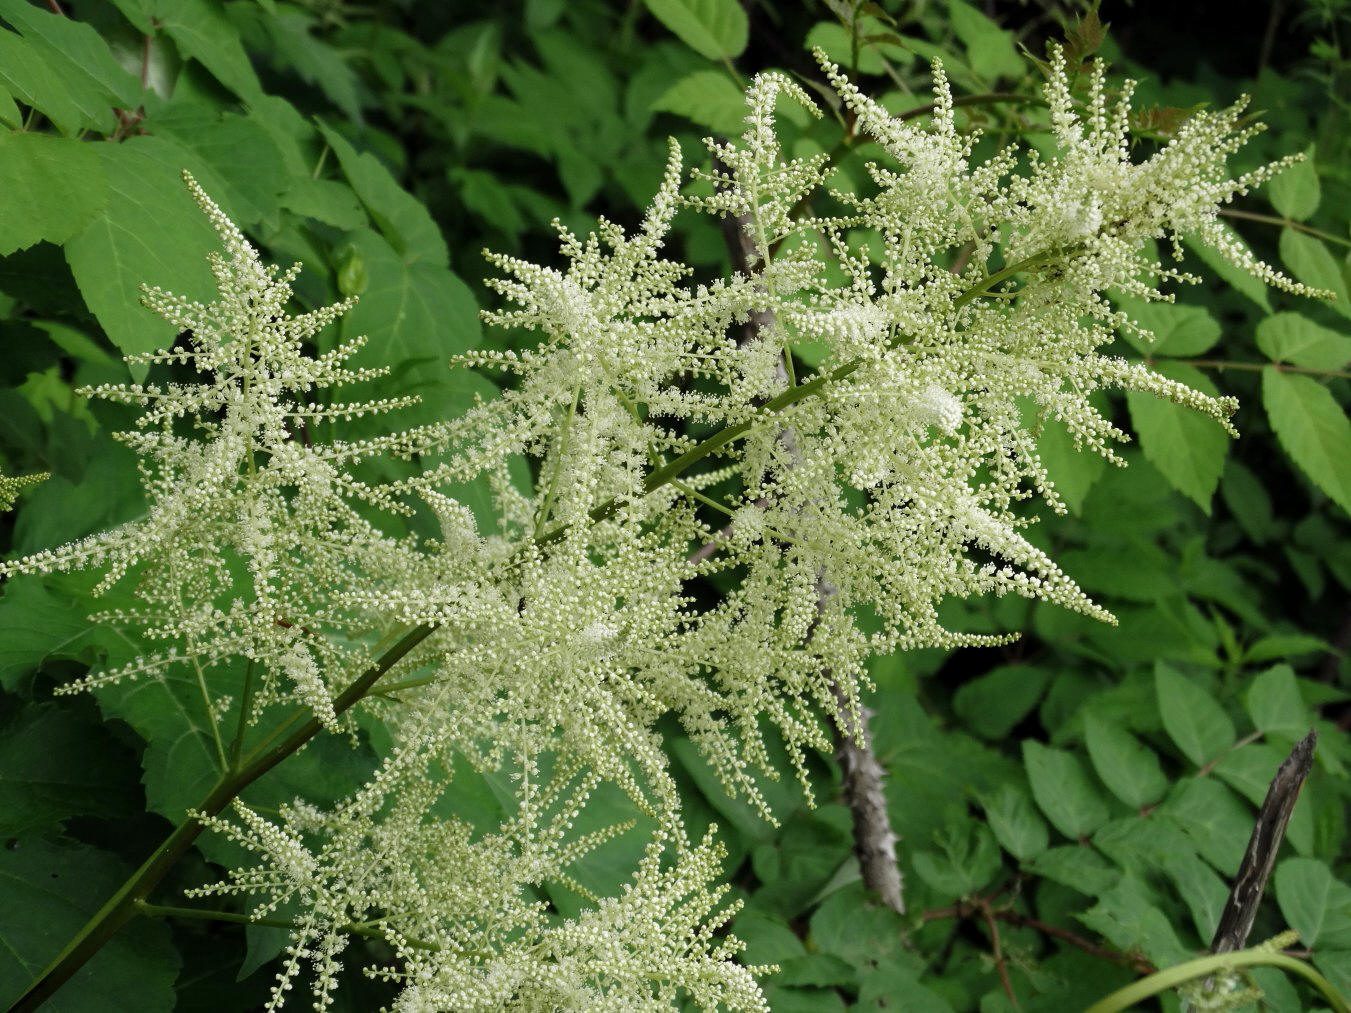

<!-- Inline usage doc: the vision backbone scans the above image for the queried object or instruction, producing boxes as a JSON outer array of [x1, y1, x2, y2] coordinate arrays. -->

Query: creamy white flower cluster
[[1, 47, 1316, 1012]]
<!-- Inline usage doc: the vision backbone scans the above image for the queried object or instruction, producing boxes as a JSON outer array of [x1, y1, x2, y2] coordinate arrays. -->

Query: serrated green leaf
[[1275, 857, 1351, 948], [0, 27, 117, 136], [1279, 228, 1351, 319], [809, 882, 911, 968], [1077, 875, 1191, 968], [1164, 777, 1253, 874], [1155, 662, 1235, 767], [1159, 849, 1228, 943], [1035, 414, 1106, 514], [1245, 664, 1311, 738], [1025, 844, 1121, 896], [1126, 362, 1230, 513], [642, 0, 747, 61], [0, 133, 106, 256], [0, 0, 141, 108], [1256, 312, 1351, 371], [651, 68, 746, 135], [1262, 368, 1351, 514], [1187, 226, 1271, 312], [317, 123, 449, 267], [336, 228, 480, 429], [0, 574, 138, 693], [1116, 297, 1222, 357], [151, 0, 264, 100], [1023, 740, 1111, 839], [948, 0, 1024, 81], [953, 663, 1050, 740], [912, 823, 1001, 899], [980, 782, 1048, 861], [0, 838, 179, 1011], [1243, 633, 1332, 664], [63, 136, 222, 366], [1268, 146, 1320, 221], [1084, 713, 1168, 809], [1220, 459, 1275, 545], [0, 702, 140, 837]]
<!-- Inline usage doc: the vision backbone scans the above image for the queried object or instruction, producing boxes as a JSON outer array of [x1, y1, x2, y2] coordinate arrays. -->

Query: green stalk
[[1084, 949, 1351, 1013], [8, 625, 432, 1013]]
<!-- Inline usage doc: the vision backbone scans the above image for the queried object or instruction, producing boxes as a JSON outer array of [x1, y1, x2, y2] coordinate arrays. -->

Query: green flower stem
[[135, 901, 438, 951], [8, 624, 432, 1013], [1084, 949, 1351, 1013], [1218, 207, 1351, 250]]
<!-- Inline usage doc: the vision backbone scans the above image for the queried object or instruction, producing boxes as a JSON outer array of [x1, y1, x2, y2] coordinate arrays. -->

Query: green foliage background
[[0, 0, 1348, 1009]]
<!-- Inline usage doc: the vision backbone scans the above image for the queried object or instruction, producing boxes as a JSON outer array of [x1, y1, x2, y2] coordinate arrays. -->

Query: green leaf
[[1126, 362, 1230, 513], [336, 228, 481, 428], [0, 133, 106, 256], [1245, 664, 1311, 739], [0, 27, 117, 136], [1077, 875, 1191, 968], [642, 0, 748, 61], [0, 574, 139, 693], [1255, 312, 1351, 370], [1155, 662, 1235, 767], [1262, 368, 1351, 514], [1163, 777, 1253, 874], [0, 703, 140, 837], [1187, 226, 1271, 312], [0, 839, 179, 1011], [0, 0, 141, 107], [651, 69, 746, 136], [139, 0, 264, 100], [317, 123, 449, 267], [279, 177, 368, 231], [1025, 844, 1120, 896], [809, 882, 911, 968], [1279, 228, 1351, 319], [948, 0, 1024, 81], [912, 823, 1002, 899], [1220, 459, 1275, 544], [1022, 740, 1111, 839], [1035, 413, 1106, 514], [1160, 850, 1228, 943], [952, 663, 1050, 740], [63, 136, 222, 365], [1268, 146, 1320, 221], [979, 782, 1049, 861], [1115, 297, 1222, 357], [1243, 633, 1332, 665], [1275, 857, 1351, 948], [1083, 713, 1168, 809]]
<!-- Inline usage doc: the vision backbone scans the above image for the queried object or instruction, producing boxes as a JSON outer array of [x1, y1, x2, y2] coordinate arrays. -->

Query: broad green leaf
[[735, 910, 807, 966], [1077, 875, 1191, 968], [1155, 662, 1235, 767], [1126, 361, 1229, 513], [1116, 297, 1222, 357], [0, 574, 139, 693], [133, 0, 264, 101], [1245, 664, 1311, 739], [912, 823, 1002, 899], [1164, 777, 1253, 874], [0, 133, 106, 256], [1187, 226, 1270, 312], [0, 703, 139, 837], [1279, 228, 1351, 319], [809, 882, 911, 969], [1275, 857, 1351, 948], [642, 0, 748, 61], [279, 177, 367, 231], [0, 28, 117, 136], [1219, 459, 1275, 544], [1022, 740, 1111, 839], [751, 808, 852, 916], [1159, 849, 1228, 943], [802, 21, 904, 77], [857, 966, 955, 1011], [1262, 368, 1351, 514], [1256, 312, 1351, 370], [146, 105, 289, 227], [1035, 414, 1106, 514], [953, 663, 1050, 740], [1268, 146, 1320, 221], [1213, 742, 1314, 855], [317, 124, 449, 267], [1243, 633, 1332, 665], [0, 0, 141, 109], [1025, 845, 1120, 896], [980, 782, 1049, 861], [775, 953, 856, 989], [949, 0, 1024, 81], [651, 69, 746, 136], [0, 838, 179, 1011], [336, 228, 481, 428], [64, 136, 221, 364], [1083, 713, 1168, 809]]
